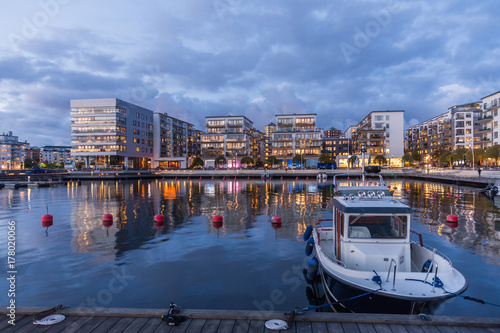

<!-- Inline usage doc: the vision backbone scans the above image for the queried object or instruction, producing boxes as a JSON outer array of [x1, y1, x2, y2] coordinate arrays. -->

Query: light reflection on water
[[0, 178, 498, 317]]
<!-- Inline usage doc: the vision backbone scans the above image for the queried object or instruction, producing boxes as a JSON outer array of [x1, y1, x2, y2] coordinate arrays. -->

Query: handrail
[[320, 248, 347, 268], [386, 259, 397, 291], [432, 263, 439, 293], [410, 229, 423, 246]]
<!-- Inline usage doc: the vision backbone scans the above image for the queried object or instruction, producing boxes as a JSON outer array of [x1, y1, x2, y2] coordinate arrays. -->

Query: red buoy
[[271, 216, 282, 224], [213, 215, 223, 229], [446, 214, 458, 228], [223, 177, 226, 181], [296, 176, 299, 180], [212, 177, 214, 180], [347, 177, 350, 180], [187, 176, 190, 180], [272, 222, 282, 230], [234, 177, 237, 181], [41, 214, 53, 228], [306, 177, 309, 180], [387, 185, 391, 189], [103, 214, 113, 228], [200, 177, 203, 180], [261, 177, 264, 180], [175, 177, 178, 181], [248, 176, 250, 180], [154, 214, 165, 228], [281, 177, 283, 180]]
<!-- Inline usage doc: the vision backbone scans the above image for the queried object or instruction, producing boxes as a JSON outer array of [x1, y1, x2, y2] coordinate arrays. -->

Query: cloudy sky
[[1, 0, 500, 146]]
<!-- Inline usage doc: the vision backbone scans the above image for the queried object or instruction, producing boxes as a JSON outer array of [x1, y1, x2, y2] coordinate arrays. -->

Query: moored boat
[[307, 173, 468, 314]]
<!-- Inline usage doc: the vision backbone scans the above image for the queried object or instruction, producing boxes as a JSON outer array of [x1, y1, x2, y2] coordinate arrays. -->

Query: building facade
[[322, 137, 350, 161], [152, 113, 196, 169], [0, 131, 29, 170], [200, 116, 256, 168], [350, 110, 405, 166], [324, 127, 342, 138], [480, 91, 500, 147], [40, 146, 73, 165], [71, 98, 154, 170]]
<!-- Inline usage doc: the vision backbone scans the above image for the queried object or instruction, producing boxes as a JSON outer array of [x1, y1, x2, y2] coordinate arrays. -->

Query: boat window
[[348, 215, 407, 239]]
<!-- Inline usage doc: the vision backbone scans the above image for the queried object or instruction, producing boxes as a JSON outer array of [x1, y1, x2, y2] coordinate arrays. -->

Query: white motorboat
[[308, 173, 468, 313], [317, 173, 327, 181]]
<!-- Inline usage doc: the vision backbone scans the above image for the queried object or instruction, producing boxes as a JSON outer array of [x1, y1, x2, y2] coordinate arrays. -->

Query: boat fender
[[305, 238, 314, 256], [306, 257, 318, 281], [421, 259, 433, 273], [303, 225, 313, 241]]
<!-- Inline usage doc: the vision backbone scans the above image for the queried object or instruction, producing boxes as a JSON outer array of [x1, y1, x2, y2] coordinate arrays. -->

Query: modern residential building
[[152, 113, 197, 169], [40, 146, 73, 165], [25, 147, 40, 163], [324, 127, 342, 138], [0, 131, 29, 170], [350, 110, 404, 167], [70, 98, 154, 170], [406, 103, 482, 163], [322, 137, 350, 162], [200, 116, 256, 168], [270, 113, 322, 168], [479, 91, 500, 147]]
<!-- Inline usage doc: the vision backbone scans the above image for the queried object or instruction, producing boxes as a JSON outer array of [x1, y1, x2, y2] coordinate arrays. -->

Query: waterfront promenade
[[1, 306, 500, 332]]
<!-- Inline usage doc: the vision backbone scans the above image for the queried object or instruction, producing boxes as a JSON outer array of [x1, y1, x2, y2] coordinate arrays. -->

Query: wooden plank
[[419, 326, 441, 333], [123, 317, 150, 332], [75, 316, 107, 332], [153, 319, 173, 333], [296, 321, 312, 333], [105, 317, 136, 333], [216, 319, 235, 333], [90, 316, 122, 333], [0, 315, 23, 331], [357, 323, 377, 333], [47, 316, 93, 333], [184, 319, 206, 333], [343, 322, 361, 333], [372, 323, 392, 333], [232, 319, 250, 333], [3, 315, 33, 332], [169, 318, 192, 333], [311, 321, 329, 333], [437, 326, 460, 333], [326, 322, 343, 333], [404, 324, 426, 333], [247, 320, 265, 333], [451, 326, 474, 333], [388, 324, 410, 333], [138, 317, 163, 332], [201, 319, 221, 333]]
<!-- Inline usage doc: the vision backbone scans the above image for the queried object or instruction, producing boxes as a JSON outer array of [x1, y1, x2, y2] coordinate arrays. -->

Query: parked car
[[288, 165, 300, 169]]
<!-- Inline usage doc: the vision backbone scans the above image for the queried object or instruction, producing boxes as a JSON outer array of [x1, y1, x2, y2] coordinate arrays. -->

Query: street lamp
[[361, 144, 367, 174]]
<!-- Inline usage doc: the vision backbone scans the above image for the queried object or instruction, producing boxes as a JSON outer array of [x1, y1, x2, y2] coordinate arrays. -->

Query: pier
[[1, 307, 499, 332]]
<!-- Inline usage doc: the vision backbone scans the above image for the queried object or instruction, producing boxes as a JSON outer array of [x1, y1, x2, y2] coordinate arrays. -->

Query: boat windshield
[[348, 215, 408, 239]]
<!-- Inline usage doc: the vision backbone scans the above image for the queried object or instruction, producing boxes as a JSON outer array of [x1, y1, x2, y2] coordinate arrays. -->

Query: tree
[[402, 153, 413, 167], [439, 151, 452, 165], [452, 147, 468, 166], [190, 157, 204, 169], [485, 144, 500, 167], [240, 156, 254, 168], [75, 162, 85, 170], [292, 154, 303, 166], [466, 148, 484, 165], [266, 156, 279, 168], [214, 155, 227, 168], [318, 153, 332, 164], [24, 158, 38, 169], [348, 155, 358, 168], [411, 150, 421, 164], [373, 155, 387, 166]]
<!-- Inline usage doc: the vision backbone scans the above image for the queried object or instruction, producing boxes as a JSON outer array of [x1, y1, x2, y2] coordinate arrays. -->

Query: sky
[[1, 0, 500, 146]]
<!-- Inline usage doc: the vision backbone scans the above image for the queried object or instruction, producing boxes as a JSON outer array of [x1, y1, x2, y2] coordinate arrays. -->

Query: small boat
[[261, 171, 270, 180], [480, 181, 499, 199], [307, 173, 468, 314]]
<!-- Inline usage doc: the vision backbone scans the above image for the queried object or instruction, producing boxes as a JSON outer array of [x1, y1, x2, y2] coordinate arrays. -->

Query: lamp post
[[361, 144, 366, 182], [471, 120, 475, 171]]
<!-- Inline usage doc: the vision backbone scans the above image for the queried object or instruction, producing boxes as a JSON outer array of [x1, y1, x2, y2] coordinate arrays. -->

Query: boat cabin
[[332, 191, 413, 273]]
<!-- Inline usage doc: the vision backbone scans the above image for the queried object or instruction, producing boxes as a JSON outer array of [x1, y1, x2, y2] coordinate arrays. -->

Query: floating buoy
[[306, 177, 309, 180], [154, 214, 165, 228], [212, 177, 214, 180], [269, 177, 272, 180], [234, 177, 237, 181], [223, 177, 226, 181], [446, 192, 450, 196], [446, 214, 458, 228], [248, 176, 250, 180], [261, 177, 264, 180], [303, 225, 313, 241], [103, 213, 113, 228], [41, 213, 53, 228], [296, 176, 299, 180], [187, 176, 190, 180], [175, 177, 178, 181], [356, 178, 359, 181], [272, 222, 281, 230], [119, 180, 121, 183], [429, 197, 436, 201], [200, 177, 203, 180], [434, 191, 438, 195], [305, 238, 314, 256], [281, 177, 283, 180], [271, 216, 282, 224], [307, 257, 318, 281], [393, 187, 397, 189], [456, 195, 460, 199], [213, 215, 223, 229], [347, 177, 350, 180], [387, 185, 391, 189]]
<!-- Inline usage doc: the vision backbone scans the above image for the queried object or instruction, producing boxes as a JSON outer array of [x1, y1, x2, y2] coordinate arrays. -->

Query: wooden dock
[[1, 307, 499, 332]]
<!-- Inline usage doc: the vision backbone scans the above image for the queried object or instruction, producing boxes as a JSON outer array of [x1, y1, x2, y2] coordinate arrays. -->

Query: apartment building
[[71, 98, 154, 170], [152, 113, 197, 169], [40, 146, 73, 165], [270, 114, 322, 168], [406, 103, 482, 162], [479, 91, 500, 147], [322, 137, 350, 160], [0, 131, 29, 170], [200, 116, 255, 168], [350, 110, 404, 166], [324, 127, 342, 138]]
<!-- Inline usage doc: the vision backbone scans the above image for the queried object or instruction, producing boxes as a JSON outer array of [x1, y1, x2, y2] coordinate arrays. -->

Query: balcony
[[477, 127, 492, 133]]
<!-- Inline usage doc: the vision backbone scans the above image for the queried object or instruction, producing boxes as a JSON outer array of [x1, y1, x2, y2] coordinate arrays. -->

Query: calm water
[[0, 178, 499, 317]]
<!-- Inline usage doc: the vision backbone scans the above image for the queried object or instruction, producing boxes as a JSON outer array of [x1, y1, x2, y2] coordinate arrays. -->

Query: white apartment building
[[40, 146, 72, 165], [200, 116, 255, 168], [0, 131, 29, 170], [480, 91, 500, 147], [448, 103, 482, 150], [270, 113, 322, 167], [71, 98, 154, 170], [350, 110, 404, 166]]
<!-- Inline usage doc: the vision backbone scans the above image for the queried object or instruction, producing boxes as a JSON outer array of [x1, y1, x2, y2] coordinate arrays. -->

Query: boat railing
[[386, 259, 397, 291], [320, 248, 347, 268], [410, 230, 452, 266], [333, 173, 386, 189]]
